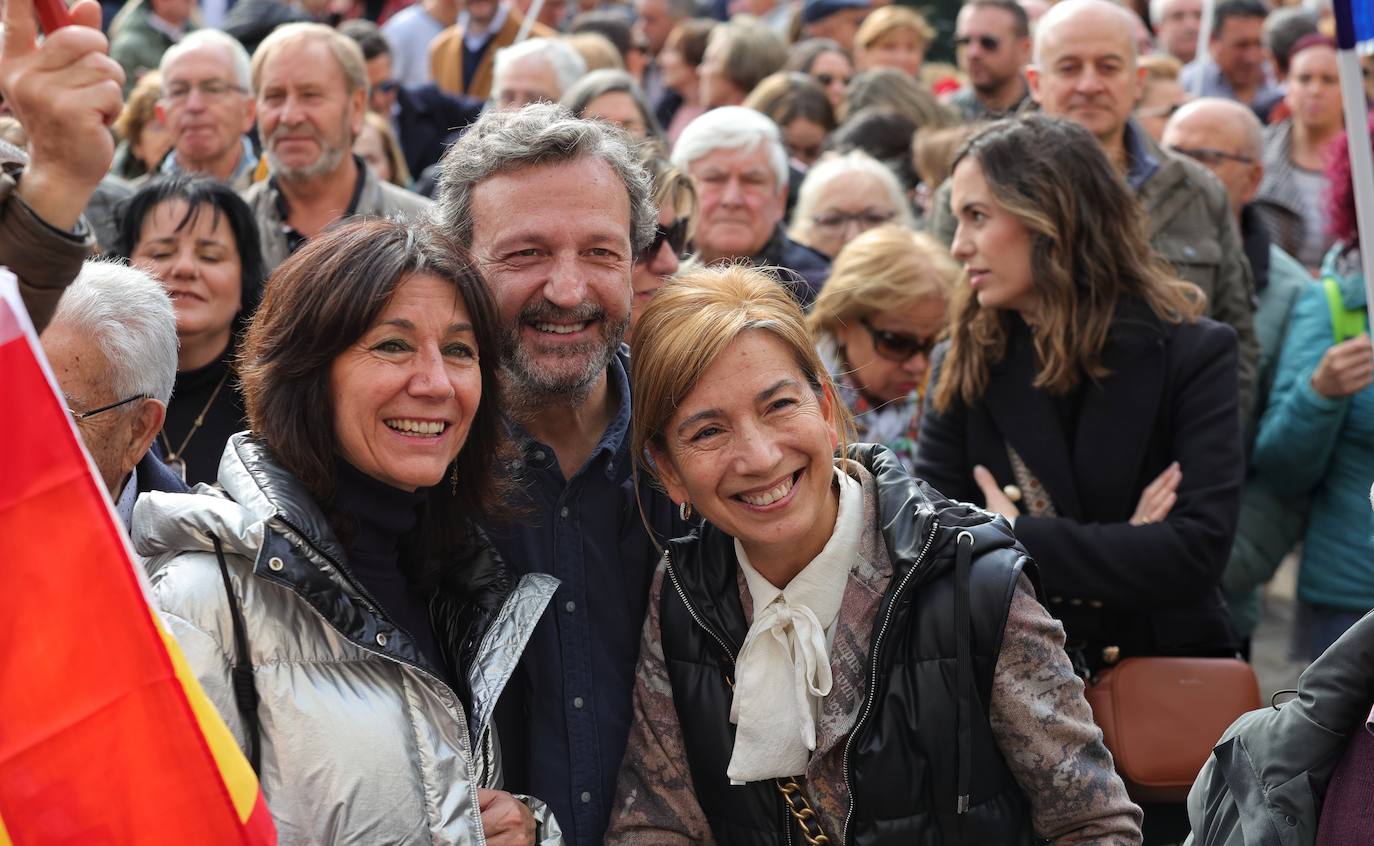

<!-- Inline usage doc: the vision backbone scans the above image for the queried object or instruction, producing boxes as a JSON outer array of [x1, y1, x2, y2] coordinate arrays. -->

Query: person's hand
[[973, 464, 1020, 522], [0, 0, 123, 231], [478, 789, 537, 846], [1130, 461, 1180, 526], [1311, 334, 1374, 400]]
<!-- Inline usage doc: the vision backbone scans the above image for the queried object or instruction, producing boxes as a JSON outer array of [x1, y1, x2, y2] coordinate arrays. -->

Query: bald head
[[1034, 0, 1140, 65], [1163, 97, 1264, 215], [1027, 0, 1145, 153]]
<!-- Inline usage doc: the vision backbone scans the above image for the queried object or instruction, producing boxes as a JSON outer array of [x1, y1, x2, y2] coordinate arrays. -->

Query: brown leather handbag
[[1084, 656, 1261, 803]]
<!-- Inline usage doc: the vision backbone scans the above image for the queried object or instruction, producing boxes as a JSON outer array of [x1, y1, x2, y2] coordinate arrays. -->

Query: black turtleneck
[[332, 458, 449, 682]]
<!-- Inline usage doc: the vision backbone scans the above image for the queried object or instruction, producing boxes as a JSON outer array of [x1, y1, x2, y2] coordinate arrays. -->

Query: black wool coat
[[914, 300, 1243, 670]]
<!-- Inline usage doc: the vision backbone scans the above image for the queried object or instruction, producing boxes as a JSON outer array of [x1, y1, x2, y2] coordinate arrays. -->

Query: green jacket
[[1184, 610, 1374, 846], [925, 124, 1260, 417], [110, 1, 196, 96], [1222, 238, 1312, 636]]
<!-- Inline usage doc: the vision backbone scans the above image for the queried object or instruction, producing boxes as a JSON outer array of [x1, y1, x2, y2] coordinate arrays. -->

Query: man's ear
[[241, 94, 258, 135], [122, 398, 167, 482], [648, 443, 690, 507], [1026, 64, 1042, 103]]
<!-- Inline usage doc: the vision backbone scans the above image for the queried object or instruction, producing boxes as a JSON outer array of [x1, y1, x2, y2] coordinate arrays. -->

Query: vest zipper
[[840, 515, 940, 844]]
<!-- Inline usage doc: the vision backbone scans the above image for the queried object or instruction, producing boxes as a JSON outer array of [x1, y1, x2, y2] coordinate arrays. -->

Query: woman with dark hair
[[116, 174, 266, 485], [659, 18, 715, 145], [916, 113, 1243, 677], [132, 219, 560, 845], [785, 37, 852, 113], [1253, 115, 1374, 659]]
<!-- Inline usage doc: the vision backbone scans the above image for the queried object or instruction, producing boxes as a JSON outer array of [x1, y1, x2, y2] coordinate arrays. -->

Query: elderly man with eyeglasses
[[41, 261, 186, 530], [156, 29, 259, 190], [1163, 96, 1312, 656]]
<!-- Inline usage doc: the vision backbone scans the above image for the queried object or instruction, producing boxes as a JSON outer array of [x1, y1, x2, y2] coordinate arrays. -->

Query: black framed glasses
[[954, 34, 1000, 51], [68, 393, 150, 422], [1166, 145, 1255, 166], [637, 218, 690, 262], [860, 318, 936, 363]]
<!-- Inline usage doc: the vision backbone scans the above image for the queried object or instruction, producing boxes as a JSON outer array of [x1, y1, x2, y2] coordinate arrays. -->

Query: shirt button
[[580, 792, 592, 804], [268, 556, 284, 571], [565, 600, 576, 613], [534, 450, 546, 462], [573, 696, 584, 709], [560, 506, 570, 518], [511, 459, 524, 470]]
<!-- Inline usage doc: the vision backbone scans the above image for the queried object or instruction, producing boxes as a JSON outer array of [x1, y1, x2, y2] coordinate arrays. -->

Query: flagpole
[[515, 0, 545, 43], [1332, 0, 1374, 329], [1191, 0, 1214, 96]]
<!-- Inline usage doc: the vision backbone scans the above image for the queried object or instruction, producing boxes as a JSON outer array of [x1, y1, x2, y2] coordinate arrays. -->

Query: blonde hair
[[114, 70, 163, 143], [854, 6, 935, 52], [808, 226, 958, 338], [630, 265, 852, 479], [250, 22, 368, 97], [361, 110, 412, 187], [911, 124, 979, 190], [566, 32, 625, 72], [1138, 52, 1182, 82]]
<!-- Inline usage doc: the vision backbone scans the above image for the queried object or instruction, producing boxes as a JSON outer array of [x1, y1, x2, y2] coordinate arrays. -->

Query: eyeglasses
[[815, 72, 852, 88], [812, 209, 896, 232], [376, 79, 400, 94], [163, 79, 247, 102], [860, 318, 936, 363], [1134, 102, 1184, 121], [1166, 145, 1255, 166], [954, 34, 1000, 51], [68, 393, 150, 422], [637, 218, 690, 262]]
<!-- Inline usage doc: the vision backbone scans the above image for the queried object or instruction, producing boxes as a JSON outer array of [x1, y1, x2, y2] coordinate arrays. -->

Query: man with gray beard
[[434, 103, 683, 846], [242, 22, 430, 272]]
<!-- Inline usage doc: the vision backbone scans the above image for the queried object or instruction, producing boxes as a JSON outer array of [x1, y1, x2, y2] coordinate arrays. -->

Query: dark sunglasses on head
[[637, 218, 690, 262], [954, 34, 1000, 51], [861, 318, 936, 363]]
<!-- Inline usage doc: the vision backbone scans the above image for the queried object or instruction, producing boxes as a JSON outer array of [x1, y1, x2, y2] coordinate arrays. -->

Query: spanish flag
[[0, 272, 275, 845]]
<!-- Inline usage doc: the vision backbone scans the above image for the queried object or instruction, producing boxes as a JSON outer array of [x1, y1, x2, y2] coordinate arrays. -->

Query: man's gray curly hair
[[433, 103, 657, 253]]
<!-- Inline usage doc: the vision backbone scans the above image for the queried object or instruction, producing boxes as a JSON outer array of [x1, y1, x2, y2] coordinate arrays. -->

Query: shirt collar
[[508, 347, 634, 481], [116, 465, 139, 530], [270, 154, 369, 255], [162, 135, 256, 181], [146, 12, 187, 41], [1123, 120, 1159, 192]]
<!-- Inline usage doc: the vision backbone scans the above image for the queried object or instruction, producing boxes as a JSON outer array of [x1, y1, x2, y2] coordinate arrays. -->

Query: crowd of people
[[4, 0, 1374, 841]]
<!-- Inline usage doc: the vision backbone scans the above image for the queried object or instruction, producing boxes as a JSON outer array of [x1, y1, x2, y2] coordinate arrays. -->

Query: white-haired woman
[[789, 149, 914, 260]]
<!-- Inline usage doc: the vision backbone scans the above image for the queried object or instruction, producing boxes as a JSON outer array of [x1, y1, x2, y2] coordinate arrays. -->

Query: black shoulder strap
[[209, 533, 261, 773]]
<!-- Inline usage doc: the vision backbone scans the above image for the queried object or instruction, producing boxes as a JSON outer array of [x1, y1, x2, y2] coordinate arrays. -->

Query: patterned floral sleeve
[[989, 576, 1144, 845], [605, 562, 716, 846]]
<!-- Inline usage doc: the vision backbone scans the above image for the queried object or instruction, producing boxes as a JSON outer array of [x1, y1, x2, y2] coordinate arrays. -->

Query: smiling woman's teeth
[[533, 321, 590, 334], [385, 419, 445, 436], [738, 474, 795, 507]]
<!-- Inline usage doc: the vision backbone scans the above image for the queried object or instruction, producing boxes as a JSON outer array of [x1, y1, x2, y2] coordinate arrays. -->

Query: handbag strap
[[1005, 444, 1057, 518], [210, 532, 262, 773], [775, 778, 832, 845]]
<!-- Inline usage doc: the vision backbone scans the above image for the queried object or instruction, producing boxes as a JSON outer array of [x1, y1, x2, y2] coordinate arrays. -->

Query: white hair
[[788, 150, 914, 240], [50, 261, 178, 406], [493, 38, 589, 98], [159, 28, 253, 92], [670, 106, 789, 193]]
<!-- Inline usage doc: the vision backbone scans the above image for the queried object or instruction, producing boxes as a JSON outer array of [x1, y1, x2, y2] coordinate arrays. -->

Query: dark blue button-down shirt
[[486, 351, 680, 845]]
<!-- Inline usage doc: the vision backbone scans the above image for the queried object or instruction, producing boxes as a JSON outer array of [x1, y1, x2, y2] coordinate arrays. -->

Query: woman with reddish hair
[[1253, 114, 1374, 658]]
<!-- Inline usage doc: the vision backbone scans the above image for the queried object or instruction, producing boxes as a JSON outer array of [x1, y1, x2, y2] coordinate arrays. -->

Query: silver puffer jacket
[[133, 433, 563, 845]]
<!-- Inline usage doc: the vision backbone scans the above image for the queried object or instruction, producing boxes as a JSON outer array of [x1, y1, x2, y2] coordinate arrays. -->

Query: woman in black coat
[[914, 115, 1243, 675]]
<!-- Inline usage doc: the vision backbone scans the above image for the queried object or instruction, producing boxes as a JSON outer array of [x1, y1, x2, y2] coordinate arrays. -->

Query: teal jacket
[[1223, 242, 1312, 636], [1253, 244, 1374, 611]]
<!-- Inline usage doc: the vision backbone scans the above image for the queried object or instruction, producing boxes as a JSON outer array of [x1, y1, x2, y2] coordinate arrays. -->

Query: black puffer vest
[[660, 445, 1038, 845]]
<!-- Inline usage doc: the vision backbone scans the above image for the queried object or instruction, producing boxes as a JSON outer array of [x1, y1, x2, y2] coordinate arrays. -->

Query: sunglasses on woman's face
[[861, 318, 936, 363], [637, 218, 690, 262]]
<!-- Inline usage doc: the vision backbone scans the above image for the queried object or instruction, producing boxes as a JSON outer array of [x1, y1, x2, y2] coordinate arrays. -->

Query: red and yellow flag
[[0, 272, 275, 845]]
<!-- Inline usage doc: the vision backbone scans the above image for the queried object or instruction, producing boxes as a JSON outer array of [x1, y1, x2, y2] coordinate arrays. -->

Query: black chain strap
[[775, 778, 831, 846]]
